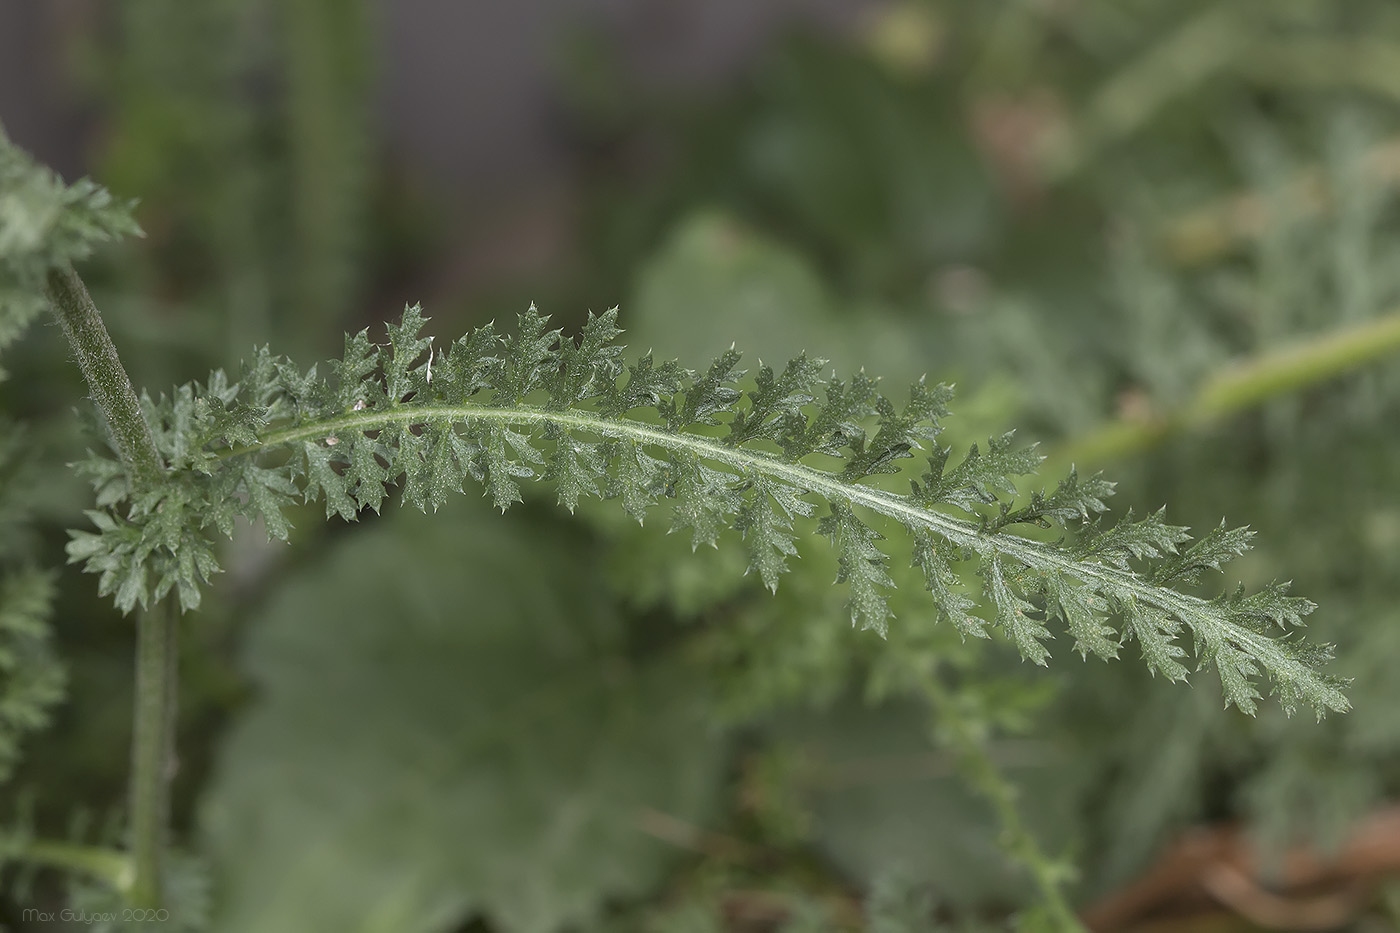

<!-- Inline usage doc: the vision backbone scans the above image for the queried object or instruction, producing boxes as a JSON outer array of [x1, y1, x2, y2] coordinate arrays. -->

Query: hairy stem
[[45, 266, 163, 486], [1047, 309, 1400, 470], [45, 265, 174, 906]]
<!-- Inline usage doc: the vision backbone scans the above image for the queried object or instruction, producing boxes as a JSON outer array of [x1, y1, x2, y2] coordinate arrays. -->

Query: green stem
[[918, 667, 1083, 930], [44, 266, 163, 486], [1047, 309, 1400, 471], [127, 599, 178, 908], [1240, 38, 1400, 103], [1041, 5, 1242, 184], [1158, 137, 1400, 268], [9, 838, 133, 893], [45, 265, 175, 907]]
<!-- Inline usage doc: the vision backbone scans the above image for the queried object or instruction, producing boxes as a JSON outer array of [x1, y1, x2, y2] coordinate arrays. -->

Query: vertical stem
[[919, 668, 1084, 930], [128, 599, 178, 908], [45, 265, 174, 906]]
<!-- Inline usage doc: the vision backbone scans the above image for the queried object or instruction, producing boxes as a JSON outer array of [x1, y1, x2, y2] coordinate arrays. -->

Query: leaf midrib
[[217, 400, 1341, 707]]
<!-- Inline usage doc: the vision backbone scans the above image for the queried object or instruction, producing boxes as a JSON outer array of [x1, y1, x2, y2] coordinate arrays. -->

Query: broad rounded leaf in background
[[200, 501, 729, 932]]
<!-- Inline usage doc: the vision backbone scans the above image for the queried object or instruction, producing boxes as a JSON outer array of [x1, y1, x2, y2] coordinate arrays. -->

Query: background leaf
[[200, 500, 728, 933]]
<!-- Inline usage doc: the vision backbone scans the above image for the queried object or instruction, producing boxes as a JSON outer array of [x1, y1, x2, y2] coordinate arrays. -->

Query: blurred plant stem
[[918, 666, 1083, 931], [127, 599, 177, 908], [1162, 136, 1400, 266], [1046, 310, 1400, 473], [1039, 20, 1400, 191], [1040, 5, 1242, 184], [10, 839, 133, 894], [281, 0, 372, 349], [44, 267, 175, 908], [1241, 38, 1400, 102]]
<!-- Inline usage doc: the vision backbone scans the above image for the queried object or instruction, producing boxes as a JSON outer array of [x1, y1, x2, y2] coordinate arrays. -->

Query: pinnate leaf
[[62, 305, 1348, 717]]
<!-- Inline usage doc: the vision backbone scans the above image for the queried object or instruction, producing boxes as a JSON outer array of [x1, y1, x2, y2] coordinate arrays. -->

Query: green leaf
[[1075, 508, 1193, 568], [347, 432, 391, 513], [549, 308, 624, 407], [984, 557, 1050, 665], [0, 567, 64, 784], [604, 439, 664, 523], [726, 354, 824, 447], [384, 304, 434, 404], [480, 424, 539, 513], [819, 503, 894, 634], [1045, 572, 1118, 661], [332, 329, 382, 410], [66, 307, 1349, 715], [1152, 520, 1254, 586], [303, 439, 357, 521], [667, 453, 742, 550], [239, 462, 297, 541], [786, 372, 879, 461], [911, 530, 984, 640], [667, 346, 743, 430], [496, 304, 561, 403], [735, 475, 812, 593], [842, 378, 951, 480], [542, 425, 604, 513], [602, 352, 686, 416], [1120, 594, 1190, 684], [200, 502, 727, 933], [0, 129, 141, 380], [988, 467, 1115, 532], [916, 432, 1044, 516]]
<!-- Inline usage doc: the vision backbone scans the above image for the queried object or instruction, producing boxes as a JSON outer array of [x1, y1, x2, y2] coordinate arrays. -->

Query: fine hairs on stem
[[45, 266, 176, 908]]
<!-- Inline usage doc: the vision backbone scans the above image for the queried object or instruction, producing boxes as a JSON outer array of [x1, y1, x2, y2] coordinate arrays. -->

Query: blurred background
[[5, 1, 1400, 930]]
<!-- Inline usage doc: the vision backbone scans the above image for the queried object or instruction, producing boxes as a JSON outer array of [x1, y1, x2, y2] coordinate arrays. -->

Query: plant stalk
[[1160, 136, 1400, 267], [11, 839, 134, 893], [127, 599, 178, 908], [45, 266, 163, 486], [1046, 309, 1400, 471], [45, 265, 174, 907], [918, 667, 1085, 931]]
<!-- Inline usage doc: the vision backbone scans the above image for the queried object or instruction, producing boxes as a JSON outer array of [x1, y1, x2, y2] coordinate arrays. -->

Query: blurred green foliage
[[202, 500, 726, 932], [7, 0, 1400, 930]]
